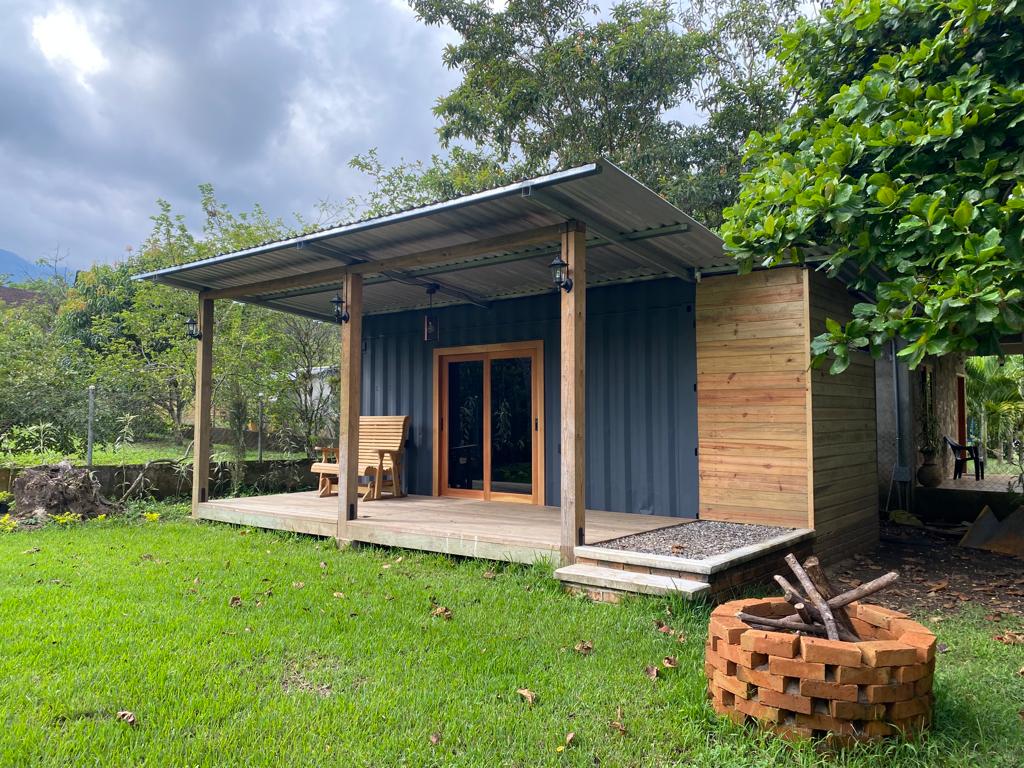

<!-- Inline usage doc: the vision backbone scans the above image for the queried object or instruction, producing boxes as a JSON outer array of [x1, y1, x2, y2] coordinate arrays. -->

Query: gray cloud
[[0, 0, 460, 269]]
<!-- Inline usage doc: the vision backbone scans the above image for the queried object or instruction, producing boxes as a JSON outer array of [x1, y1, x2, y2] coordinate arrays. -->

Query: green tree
[[721, 0, 1024, 371], [410, 0, 697, 178], [965, 356, 1024, 460]]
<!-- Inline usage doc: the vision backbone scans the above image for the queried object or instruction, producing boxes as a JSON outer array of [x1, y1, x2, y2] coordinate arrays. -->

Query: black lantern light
[[549, 254, 572, 292], [185, 317, 202, 340], [331, 291, 350, 324]]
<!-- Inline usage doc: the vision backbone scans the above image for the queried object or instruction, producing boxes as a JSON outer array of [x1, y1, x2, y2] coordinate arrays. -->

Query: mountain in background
[[0, 249, 52, 282]]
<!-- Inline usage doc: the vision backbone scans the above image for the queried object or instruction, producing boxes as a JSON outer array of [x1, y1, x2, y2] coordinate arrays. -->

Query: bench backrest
[[358, 415, 409, 469]]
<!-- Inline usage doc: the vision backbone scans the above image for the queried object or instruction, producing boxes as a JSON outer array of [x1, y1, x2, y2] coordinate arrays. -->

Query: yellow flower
[[143, 512, 160, 522]]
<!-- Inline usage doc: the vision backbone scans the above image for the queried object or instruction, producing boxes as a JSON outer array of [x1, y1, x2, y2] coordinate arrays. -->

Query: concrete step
[[555, 563, 711, 598]]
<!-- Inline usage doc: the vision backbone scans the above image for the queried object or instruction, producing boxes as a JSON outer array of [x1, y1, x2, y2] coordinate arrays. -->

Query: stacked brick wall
[[705, 597, 936, 741]]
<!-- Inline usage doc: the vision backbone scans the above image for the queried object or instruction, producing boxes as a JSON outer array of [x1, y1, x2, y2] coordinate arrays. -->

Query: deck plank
[[196, 492, 682, 563]]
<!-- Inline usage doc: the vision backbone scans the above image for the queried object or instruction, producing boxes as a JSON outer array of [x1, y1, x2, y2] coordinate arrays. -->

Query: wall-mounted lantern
[[331, 291, 350, 324], [185, 317, 202, 340], [423, 284, 440, 342], [549, 254, 573, 293]]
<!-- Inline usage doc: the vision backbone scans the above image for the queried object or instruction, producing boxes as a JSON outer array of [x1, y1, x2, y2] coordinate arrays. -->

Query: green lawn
[[1, 440, 304, 468], [0, 506, 1021, 767]]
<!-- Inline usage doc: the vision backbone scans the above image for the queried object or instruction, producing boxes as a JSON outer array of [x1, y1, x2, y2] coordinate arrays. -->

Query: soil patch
[[595, 520, 794, 560], [826, 521, 1024, 619]]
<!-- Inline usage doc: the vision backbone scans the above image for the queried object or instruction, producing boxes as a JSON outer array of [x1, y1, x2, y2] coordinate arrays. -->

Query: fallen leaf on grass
[[556, 731, 576, 752], [319, 561, 327, 570], [662, 656, 678, 669], [517, 688, 536, 705], [994, 631, 1024, 645], [574, 640, 593, 656], [429, 732, 442, 745], [1018, 666, 1024, 677], [482, 570, 496, 580], [926, 579, 949, 593], [229, 595, 242, 608], [430, 605, 453, 620], [654, 620, 674, 635], [292, 582, 304, 589], [332, 592, 345, 599], [936, 642, 950, 654], [22, 547, 40, 555], [984, 613, 1004, 622], [115, 710, 137, 727], [644, 665, 659, 680], [609, 707, 627, 735]]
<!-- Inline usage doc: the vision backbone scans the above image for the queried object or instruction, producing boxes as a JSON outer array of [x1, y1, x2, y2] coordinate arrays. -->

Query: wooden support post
[[336, 273, 363, 543], [191, 297, 214, 516], [559, 222, 586, 565]]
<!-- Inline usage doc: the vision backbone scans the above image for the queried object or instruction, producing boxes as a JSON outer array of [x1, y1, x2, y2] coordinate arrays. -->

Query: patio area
[[196, 492, 682, 564]]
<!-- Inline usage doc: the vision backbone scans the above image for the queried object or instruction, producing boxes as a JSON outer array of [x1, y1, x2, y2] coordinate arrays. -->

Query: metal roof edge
[[133, 162, 603, 284]]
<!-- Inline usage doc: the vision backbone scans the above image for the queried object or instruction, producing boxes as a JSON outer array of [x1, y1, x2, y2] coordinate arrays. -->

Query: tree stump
[[12, 462, 120, 522]]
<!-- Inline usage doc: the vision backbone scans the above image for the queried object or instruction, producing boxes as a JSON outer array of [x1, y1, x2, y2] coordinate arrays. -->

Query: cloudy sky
[[0, 0, 467, 269]]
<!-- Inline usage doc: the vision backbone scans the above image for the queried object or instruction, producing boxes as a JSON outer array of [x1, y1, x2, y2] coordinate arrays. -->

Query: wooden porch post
[[560, 222, 586, 565], [191, 296, 214, 516], [336, 273, 363, 543]]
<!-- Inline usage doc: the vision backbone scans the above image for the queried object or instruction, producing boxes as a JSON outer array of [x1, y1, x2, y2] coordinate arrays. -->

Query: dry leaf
[[670, 544, 685, 555], [1018, 666, 1024, 677], [517, 688, 536, 705], [22, 547, 41, 555], [292, 581, 304, 589], [985, 612, 1004, 622], [574, 640, 594, 656], [429, 732, 442, 745], [394, 556, 403, 563], [115, 710, 137, 727], [926, 579, 949, 593], [229, 595, 242, 608], [565, 732, 576, 747], [662, 656, 678, 669], [609, 708, 627, 736], [654, 620, 674, 635], [936, 642, 950, 654], [644, 665, 659, 680], [431, 605, 453, 620], [482, 570, 496, 580], [675, 631, 687, 643], [319, 561, 327, 569], [332, 591, 345, 599], [994, 631, 1024, 645], [382, 564, 391, 570]]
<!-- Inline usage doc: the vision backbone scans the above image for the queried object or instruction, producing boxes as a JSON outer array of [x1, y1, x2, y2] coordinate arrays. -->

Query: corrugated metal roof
[[136, 159, 729, 319]]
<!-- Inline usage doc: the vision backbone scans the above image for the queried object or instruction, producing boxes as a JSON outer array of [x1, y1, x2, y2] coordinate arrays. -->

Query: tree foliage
[[722, 0, 1024, 371]]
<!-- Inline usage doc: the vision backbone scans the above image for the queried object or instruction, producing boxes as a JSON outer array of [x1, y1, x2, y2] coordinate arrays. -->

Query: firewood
[[785, 553, 840, 641], [802, 556, 858, 639], [735, 612, 858, 642]]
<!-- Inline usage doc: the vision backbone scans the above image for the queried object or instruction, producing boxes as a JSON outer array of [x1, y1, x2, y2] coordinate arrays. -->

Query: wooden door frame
[[432, 340, 545, 504]]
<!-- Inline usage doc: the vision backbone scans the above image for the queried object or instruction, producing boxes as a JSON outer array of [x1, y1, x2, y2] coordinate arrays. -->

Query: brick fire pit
[[705, 597, 936, 741]]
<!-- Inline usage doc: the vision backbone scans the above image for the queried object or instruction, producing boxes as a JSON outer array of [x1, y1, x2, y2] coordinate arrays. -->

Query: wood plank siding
[[696, 268, 812, 529], [807, 271, 879, 562], [696, 267, 879, 561]]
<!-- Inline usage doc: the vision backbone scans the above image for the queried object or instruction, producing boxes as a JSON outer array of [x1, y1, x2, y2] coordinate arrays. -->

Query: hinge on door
[[694, 446, 699, 457], [534, 416, 539, 431]]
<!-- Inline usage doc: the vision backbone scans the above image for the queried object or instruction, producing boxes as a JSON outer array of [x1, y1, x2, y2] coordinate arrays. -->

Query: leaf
[[644, 665, 659, 680], [332, 591, 345, 599], [229, 595, 242, 608], [517, 688, 536, 705], [292, 581, 304, 589], [482, 570, 496, 580], [994, 631, 1024, 645], [953, 200, 974, 228], [926, 579, 949, 593], [662, 656, 678, 669], [429, 732, 442, 745], [609, 707, 627, 735], [574, 640, 594, 656], [654, 620, 674, 635], [115, 710, 137, 727], [937, 642, 950, 654], [319, 561, 327, 569], [430, 605, 453, 620], [22, 547, 41, 555], [670, 544, 685, 555], [564, 731, 576, 748], [984, 612, 1003, 622]]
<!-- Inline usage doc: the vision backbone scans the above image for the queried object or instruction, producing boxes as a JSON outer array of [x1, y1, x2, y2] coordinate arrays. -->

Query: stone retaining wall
[[705, 597, 936, 742]]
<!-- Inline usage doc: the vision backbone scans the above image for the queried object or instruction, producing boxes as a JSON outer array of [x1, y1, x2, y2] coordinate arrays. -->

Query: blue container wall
[[361, 278, 698, 517]]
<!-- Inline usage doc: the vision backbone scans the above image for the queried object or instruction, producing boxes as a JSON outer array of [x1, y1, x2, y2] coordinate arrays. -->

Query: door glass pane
[[447, 360, 484, 491], [490, 357, 533, 495]]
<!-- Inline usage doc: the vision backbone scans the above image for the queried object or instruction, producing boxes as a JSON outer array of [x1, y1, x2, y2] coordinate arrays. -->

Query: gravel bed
[[594, 520, 794, 560]]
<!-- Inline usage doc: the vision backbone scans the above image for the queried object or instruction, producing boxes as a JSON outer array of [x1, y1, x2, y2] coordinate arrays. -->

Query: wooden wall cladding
[[807, 271, 879, 562], [696, 268, 813, 529]]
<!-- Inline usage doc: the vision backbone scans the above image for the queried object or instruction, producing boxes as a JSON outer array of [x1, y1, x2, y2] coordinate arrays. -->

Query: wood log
[[785, 553, 840, 641], [829, 571, 899, 608], [803, 556, 858, 639], [735, 612, 858, 642]]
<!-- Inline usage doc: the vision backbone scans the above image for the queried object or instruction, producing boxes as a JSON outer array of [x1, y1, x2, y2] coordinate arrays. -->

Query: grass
[[0, 505, 1021, 767], [1, 440, 304, 468]]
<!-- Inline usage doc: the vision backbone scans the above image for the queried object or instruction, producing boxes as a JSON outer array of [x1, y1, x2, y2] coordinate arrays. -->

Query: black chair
[[943, 436, 984, 480]]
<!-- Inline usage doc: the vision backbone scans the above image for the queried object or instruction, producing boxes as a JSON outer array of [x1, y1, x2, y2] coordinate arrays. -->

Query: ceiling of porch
[[136, 159, 732, 320]]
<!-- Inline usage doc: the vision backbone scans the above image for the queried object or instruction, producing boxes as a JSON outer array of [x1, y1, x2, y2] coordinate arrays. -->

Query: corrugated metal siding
[[361, 278, 698, 517]]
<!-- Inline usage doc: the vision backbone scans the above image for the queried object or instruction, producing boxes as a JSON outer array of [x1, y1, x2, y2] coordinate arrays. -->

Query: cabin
[[138, 160, 878, 598]]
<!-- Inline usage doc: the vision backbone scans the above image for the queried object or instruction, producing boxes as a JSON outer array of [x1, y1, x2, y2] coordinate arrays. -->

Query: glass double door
[[438, 343, 543, 504]]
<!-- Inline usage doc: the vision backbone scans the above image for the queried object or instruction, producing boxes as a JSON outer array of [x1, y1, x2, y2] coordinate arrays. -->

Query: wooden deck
[[196, 492, 683, 563]]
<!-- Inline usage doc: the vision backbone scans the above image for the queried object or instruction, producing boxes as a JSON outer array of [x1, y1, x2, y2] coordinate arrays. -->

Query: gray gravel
[[595, 520, 793, 560]]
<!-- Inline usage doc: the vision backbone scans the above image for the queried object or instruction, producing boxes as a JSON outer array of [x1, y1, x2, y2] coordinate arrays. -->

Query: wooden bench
[[312, 416, 410, 501]]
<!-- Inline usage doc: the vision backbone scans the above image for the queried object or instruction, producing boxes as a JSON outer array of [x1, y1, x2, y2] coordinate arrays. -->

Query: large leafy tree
[[722, 0, 1024, 371], [410, 0, 697, 180]]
